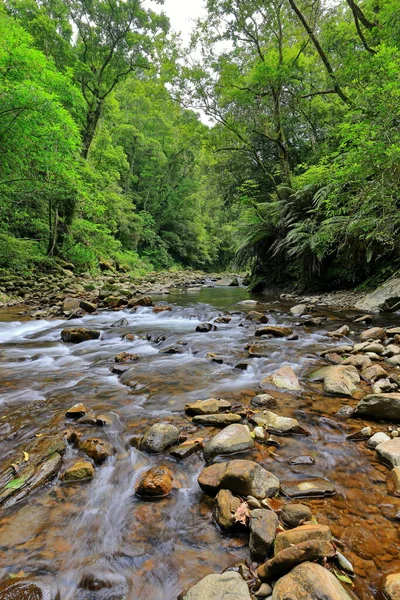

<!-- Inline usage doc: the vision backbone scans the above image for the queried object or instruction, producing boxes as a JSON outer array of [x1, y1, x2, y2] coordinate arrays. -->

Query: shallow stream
[[0, 286, 399, 600]]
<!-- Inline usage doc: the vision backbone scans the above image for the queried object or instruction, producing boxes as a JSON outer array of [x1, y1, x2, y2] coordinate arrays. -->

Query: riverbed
[[0, 285, 399, 600]]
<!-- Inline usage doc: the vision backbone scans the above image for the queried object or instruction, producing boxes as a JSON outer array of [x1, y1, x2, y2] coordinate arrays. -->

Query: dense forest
[[0, 0, 399, 290]]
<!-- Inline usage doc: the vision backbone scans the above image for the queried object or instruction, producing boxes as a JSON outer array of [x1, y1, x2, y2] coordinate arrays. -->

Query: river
[[0, 285, 399, 600]]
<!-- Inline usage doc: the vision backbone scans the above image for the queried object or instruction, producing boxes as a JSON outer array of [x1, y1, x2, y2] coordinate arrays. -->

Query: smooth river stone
[[261, 366, 301, 392], [203, 424, 254, 460], [185, 398, 232, 416], [355, 393, 400, 421], [376, 438, 400, 467], [180, 571, 251, 600], [280, 478, 335, 499], [274, 523, 332, 555], [250, 410, 309, 436], [271, 562, 356, 600], [198, 459, 280, 499], [382, 573, 400, 600], [192, 413, 241, 426]]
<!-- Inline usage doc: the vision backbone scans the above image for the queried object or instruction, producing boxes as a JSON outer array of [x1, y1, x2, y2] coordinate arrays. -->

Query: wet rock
[[342, 355, 372, 370], [255, 326, 293, 338], [65, 403, 87, 419], [111, 364, 131, 375], [271, 561, 354, 600], [386, 467, 400, 496], [258, 540, 336, 581], [335, 406, 355, 417], [205, 352, 224, 363], [280, 479, 335, 499], [347, 426, 372, 441], [274, 523, 331, 555], [215, 315, 232, 324], [255, 583, 272, 598], [153, 305, 172, 313], [376, 438, 400, 467], [76, 411, 98, 425], [204, 424, 254, 460], [383, 344, 400, 357], [290, 304, 308, 317], [360, 327, 386, 342], [367, 432, 390, 448], [193, 413, 242, 426], [320, 345, 353, 356], [327, 325, 350, 338], [253, 426, 266, 442], [382, 573, 400, 600], [79, 300, 97, 313], [361, 364, 387, 382], [290, 455, 315, 465], [103, 295, 127, 308], [185, 398, 231, 416], [0, 580, 52, 600], [96, 413, 113, 426], [303, 317, 326, 327], [195, 322, 216, 332], [114, 351, 139, 363], [161, 346, 184, 354], [128, 295, 153, 307], [61, 328, 101, 343], [355, 393, 400, 421], [251, 394, 278, 408], [111, 317, 129, 327], [123, 333, 136, 341], [261, 366, 301, 392], [170, 439, 203, 459], [323, 365, 360, 397], [62, 297, 81, 313], [214, 489, 242, 529], [248, 344, 270, 358], [356, 341, 385, 354], [180, 572, 251, 600], [61, 460, 94, 482], [249, 508, 279, 560], [198, 459, 280, 499], [235, 361, 250, 370], [246, 311, 269, 323], [250, 410, 309, 436], [79, 438, 113, 464], [135, 466, 173, 497], [280, 503, 312, 528], [354, 314, 373, 323], [388, 355, 400, 366], [140, 423, 180, 453]]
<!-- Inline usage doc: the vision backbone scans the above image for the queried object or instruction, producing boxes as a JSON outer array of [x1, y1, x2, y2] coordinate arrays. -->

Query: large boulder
[[274, 523, 331, 555], [258, 540, 336, 581], [180, 572, 251, 600], [261, 366, 301, 392], [139, 423, 180, 454], [271, 562, 356, 600], [61, 328, 100, 343], [355, 278, 400, 313], [250, 410, 309, 436], [355, 393, 400, 421], [323, 365, 360, 397], [204, 424, 254, 461], [249, 508, 279, 560], [198, 460, 280, 499]]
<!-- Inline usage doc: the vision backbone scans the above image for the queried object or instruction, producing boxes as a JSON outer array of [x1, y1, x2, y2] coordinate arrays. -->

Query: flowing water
[[0, 285, 399, 600]]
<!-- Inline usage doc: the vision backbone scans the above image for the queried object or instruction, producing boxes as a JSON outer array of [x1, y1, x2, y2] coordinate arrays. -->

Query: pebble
[[247, 495, 262, 508]]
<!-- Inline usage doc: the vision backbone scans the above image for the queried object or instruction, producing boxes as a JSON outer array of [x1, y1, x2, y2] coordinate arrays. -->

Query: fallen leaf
[[233, 501, 250, 526], [23, 451, 29, 462], [180, 438, 203, 446], [35, 433, 44, 437], [9, 571, 25, 579], [333, 569, 353, 586]]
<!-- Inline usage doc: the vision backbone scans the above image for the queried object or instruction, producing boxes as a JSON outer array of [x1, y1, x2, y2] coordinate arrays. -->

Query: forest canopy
[[0, 0, 399, 289]]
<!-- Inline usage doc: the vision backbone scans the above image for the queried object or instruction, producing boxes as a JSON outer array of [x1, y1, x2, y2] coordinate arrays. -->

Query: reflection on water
[[0, 286, 399, 600]]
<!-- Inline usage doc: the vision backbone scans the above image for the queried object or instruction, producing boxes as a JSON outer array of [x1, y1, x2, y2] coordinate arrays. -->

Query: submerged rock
[[387, 467, 400, 496], [61, 328, 100, 343], [79, 438, 113, 464], [251, 394, 278, 408], [281, 479, 335, 499], [198, 459, 280, 499], [246, 311, 268, 323], [170, 439, 203, 460], [135, 466, 173, 497], [65, 403, 87, 419], [180, 572, 251, 600], [203, 424, 254, 460], [271, 561, 355, 600], [139, 423, 180, 454], [196, 322, 216, 332], [0, 580, 53, 600]]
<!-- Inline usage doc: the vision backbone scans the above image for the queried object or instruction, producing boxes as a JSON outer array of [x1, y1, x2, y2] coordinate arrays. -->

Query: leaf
[[180, 438, 203, 446], [5, 477, 27, 490], [233, 501, 250, 526], [9, 571, 26, 579], [23, 451, 29, 462], [333, 570, 353, 586], [35, 433, 44, 437]]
